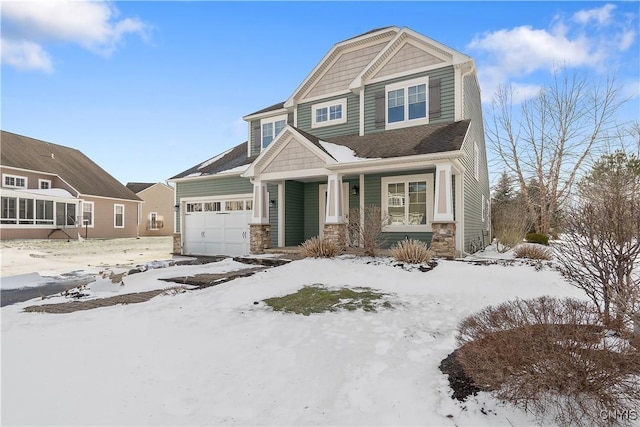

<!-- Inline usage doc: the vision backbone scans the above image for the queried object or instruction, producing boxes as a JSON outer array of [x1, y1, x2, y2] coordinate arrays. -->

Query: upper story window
[[261, 114, 287, 148], [311, 98, 347, 129], [39, 179, 51, 189], [385, 76, 429, 130], [3, 174, 27, 189]]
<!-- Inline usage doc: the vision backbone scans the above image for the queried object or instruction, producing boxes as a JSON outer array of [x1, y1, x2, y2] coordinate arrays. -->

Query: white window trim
[[381, 173, 433, 232], [3, 174, 27, 189], [82, 201, 94, 228], [474, 142, 479, 181], [385, 76, 429, 130], [260, 114, 288, 150], [482, 194, 486, 221], [38, 179, 52, 189], [149, 211, 159, 230], [114, 204, 125, 228], [311, 98, 347, 129]]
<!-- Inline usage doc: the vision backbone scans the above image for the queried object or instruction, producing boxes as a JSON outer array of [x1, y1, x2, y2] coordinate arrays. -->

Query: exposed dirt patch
[[439, 348, 484, 401]]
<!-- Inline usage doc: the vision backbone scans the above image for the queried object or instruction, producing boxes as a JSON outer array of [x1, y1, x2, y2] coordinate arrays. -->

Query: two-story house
[[126, 182, 175, 237], [1, 131, 142, 240], [169, 26, 490, 258]]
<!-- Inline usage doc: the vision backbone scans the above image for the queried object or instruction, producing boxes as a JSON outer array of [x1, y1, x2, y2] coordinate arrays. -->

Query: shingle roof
[[126, 182, 155, 194], [1, 130, 141, 201], [323, 120, 470, 158], [245, 102, 286, 118], [170, 141, 253, 179]]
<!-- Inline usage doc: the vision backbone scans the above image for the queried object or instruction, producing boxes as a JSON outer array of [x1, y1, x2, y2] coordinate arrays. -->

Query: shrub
[[453, 297, 640, 427], [347, 205, 389, 256], [514, 243, 553, 260], [525, 232, 549, 245], [390, 239, 434, 264], [299, 236, 340, 258]]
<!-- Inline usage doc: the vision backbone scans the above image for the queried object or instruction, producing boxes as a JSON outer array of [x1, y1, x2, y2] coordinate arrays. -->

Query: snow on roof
[[198, 147, 233, 170], [319, 140, 377, 163], [216, 164, 250, 175]]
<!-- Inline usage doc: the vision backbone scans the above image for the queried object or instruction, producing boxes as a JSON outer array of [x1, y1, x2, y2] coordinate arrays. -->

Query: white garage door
[[183, 199, 253, 257]]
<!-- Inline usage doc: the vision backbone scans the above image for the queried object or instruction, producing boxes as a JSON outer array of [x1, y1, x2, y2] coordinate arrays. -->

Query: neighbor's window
[[82, 201, 94, 227], [311, 98, 347, 128], [385, 77, 428, 129], [19, 198, 34, 224], [3, 174, 27, 189], [56, 202, 76, 226], [114, 204, 124, 228], [261, 114, 287, 148], [39, 179, 51, 189], [1, 197, 17, 224], [149, 212, 158, 230], [36, 200, 54, 225], [381, 174, 432, 231]]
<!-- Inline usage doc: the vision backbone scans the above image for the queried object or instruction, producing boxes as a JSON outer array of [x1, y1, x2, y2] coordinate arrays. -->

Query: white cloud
[[467, 3, 637, 104], [1, 0, 149, 72], [572, 4, 616, 26], [1, 38, 53, 72]]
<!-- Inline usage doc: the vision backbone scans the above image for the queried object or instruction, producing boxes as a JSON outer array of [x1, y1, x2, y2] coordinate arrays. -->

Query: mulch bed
[[439, 348, 483, 401]]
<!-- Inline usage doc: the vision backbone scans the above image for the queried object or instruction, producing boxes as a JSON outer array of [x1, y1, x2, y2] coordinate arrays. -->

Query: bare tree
[[554, 151, 640, 331], [348, 205, 388, 256], [487, 68, 623, 235]]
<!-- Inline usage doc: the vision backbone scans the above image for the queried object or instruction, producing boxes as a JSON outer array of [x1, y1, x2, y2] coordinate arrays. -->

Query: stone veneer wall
[[430, 222, 456, 259], [250, 224, 271, 254], [323, 223, 347, 250], [172, 233, 182, 254]]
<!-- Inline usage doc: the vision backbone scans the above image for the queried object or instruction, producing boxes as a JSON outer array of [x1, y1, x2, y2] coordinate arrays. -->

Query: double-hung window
[[82, 201, 94, 227], [39, 179, 51, 189], [385, 77, 429, 130], [114, 204, 124, 228], [311, 98, 347, 128], [381, 174, 433, 231], [261, 114, 287, 149]]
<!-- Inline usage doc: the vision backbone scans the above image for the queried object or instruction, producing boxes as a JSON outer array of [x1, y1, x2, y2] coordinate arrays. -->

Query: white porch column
[[433, 163, 454, 222], [325, 173, 344, 224], [251, 180, 269, 224]]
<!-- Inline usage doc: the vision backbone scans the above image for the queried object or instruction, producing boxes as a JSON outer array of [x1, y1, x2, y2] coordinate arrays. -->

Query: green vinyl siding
[[363, 66, 455, 135], [303, 182, 320, 240], [284, 181, 304, 246], [297, 93, 360, 138], [460, 72, 491, 252], [175, 176, 253, 232], [268, 183, 278, 247]]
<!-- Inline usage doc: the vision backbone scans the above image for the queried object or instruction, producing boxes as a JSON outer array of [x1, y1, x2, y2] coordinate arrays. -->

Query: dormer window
[[261, 114, 287, 148], [312, 98, 347, 128], [385, 76, 429, 130], [3, 174, 27, 189], [39, 179, 51, 189]]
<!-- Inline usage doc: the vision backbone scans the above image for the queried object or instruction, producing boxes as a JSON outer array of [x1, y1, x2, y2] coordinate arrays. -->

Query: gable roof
[[126, 182, 155, 194], [170, 141, 253, 179], [1, 131, 140, 201]]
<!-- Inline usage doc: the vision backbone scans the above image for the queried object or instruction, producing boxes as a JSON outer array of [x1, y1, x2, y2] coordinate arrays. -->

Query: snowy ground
[[0, 239, 591, 426]]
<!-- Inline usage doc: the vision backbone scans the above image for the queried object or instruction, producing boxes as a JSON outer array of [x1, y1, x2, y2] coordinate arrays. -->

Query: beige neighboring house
[[126, 182, 175, 237], [1, 130, 142, 240]]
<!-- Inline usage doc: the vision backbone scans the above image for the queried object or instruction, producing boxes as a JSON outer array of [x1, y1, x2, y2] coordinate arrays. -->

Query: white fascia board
[[401, 27, 471, 65], [243, 126, 336, 178], [256, 168, 333, 182], [168, 171, 245, 184], [242, 107, 289, 122], [326, 151, 464, 174], [78, 193, 142, 203], [0, 165, 80, 197]]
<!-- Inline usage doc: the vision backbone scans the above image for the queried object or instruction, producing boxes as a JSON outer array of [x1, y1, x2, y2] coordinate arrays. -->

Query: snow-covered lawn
[[1, 245, 588, 426]]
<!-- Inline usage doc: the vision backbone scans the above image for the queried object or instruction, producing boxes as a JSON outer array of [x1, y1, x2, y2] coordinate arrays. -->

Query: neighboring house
[[126, 182, 175, 237], [1, 131, 142, 240], [169, 26, 490, 258]]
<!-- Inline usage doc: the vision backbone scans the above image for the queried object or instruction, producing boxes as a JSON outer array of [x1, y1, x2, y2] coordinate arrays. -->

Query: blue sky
[[2, 1, 638, 186]]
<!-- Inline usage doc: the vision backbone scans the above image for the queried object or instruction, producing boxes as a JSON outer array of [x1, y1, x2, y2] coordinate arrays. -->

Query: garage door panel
[[182, 202, 251, 256]]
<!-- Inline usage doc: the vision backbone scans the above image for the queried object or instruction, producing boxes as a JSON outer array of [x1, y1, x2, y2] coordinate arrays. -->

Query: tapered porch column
[[431, 163, 456, 259], [250, 180, 270, 253], [323, 173, 346, 249]]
